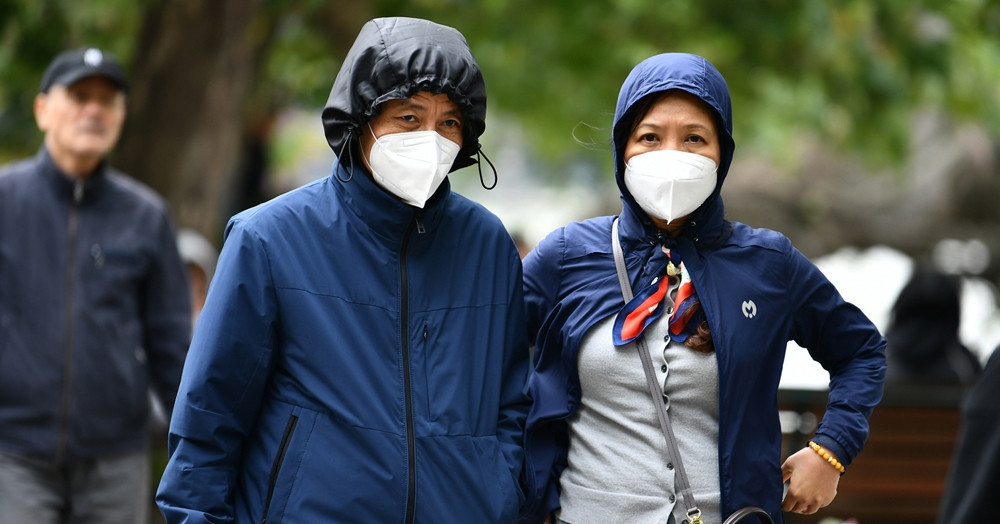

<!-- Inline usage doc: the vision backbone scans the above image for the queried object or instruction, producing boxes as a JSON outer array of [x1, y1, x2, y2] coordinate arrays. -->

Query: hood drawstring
[[335, 128, 355, 183], [476, 146, 498, 190]]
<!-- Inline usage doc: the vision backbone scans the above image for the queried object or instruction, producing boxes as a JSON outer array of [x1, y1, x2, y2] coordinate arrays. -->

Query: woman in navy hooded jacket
[[520, 54, 886, 523], [155, 17, 530, 523]]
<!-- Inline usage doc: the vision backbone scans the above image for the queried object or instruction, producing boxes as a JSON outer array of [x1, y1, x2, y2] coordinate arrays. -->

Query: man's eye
[[444, 119, 461, 128], [400, 115, 417, 122]]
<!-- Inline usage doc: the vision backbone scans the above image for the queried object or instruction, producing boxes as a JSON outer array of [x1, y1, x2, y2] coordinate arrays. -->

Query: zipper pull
[[423, 323, 428, 341], [73, 180, 84, 204], [415, 213, 426, 234]]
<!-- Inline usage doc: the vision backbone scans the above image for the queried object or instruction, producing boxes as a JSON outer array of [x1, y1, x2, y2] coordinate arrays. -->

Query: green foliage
[[361, 0, 1000, 173], [262, 11, 341, 108]]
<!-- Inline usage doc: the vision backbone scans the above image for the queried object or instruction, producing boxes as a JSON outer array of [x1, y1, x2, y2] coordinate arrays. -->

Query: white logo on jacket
[[742, 300, 757, 318]]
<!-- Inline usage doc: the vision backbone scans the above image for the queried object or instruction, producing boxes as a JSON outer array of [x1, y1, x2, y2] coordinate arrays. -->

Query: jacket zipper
[[259, 413, 299, 524], [402, 213, 420, 523], [56, 180, 84, 463]]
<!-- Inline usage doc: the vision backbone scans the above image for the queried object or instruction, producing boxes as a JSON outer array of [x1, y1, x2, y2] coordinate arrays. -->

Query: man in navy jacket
[[156, 18, 530, 523]]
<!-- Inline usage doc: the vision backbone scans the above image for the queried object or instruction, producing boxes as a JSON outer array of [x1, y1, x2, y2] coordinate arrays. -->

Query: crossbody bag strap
[[611, 218, 702, 524]]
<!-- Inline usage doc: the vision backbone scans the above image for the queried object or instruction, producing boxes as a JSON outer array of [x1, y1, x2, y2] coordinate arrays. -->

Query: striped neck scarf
[[612, 247, 702, 346]]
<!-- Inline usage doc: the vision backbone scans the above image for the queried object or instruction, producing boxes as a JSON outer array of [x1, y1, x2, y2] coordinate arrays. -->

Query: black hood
[[321, 17, 487, 172]]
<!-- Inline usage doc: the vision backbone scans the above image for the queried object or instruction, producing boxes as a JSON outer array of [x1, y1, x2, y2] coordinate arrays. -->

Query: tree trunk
[[114, 0, 269, 243]]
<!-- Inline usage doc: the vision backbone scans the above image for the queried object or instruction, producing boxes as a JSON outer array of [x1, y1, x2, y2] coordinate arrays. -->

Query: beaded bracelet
[[808, 440, 846, 474]]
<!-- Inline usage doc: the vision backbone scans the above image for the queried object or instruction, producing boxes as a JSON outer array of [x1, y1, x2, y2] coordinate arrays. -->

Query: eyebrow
[[634, 122, 714, 134]]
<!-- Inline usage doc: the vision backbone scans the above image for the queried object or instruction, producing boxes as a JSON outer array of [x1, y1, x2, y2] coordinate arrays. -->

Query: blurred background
[[1, 1, 997, 249], [5, 0, 998, 361], [2, 1, 999, 521]]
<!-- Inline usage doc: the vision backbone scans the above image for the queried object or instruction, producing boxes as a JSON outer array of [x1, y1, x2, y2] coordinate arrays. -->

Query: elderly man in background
[[0, 47, 191, 524]]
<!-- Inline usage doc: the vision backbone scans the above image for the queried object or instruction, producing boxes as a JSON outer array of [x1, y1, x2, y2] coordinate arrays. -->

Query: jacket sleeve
[[156, 218, 279, 523], [519, 228, 568, 523], [788, 246, 887, 465], [144, 213, 192, 417], [497, 247, 532, 506], [523, 228, 562, 353]]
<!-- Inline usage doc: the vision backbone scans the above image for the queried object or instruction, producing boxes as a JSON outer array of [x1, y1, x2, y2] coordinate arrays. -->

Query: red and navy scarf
[[612, 248, 702, 346]]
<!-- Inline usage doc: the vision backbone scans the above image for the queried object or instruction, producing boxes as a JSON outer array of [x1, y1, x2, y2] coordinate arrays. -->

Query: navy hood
[[612, 53, 735, 241], [321, 17, 487, 172]]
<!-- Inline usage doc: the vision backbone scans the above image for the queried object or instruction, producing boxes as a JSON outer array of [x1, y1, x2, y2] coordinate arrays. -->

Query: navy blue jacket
[[0, 147, 190, 461], [520, 54, 886, 523], [157, 163, 530, 523], [157, 17, 530, 523]]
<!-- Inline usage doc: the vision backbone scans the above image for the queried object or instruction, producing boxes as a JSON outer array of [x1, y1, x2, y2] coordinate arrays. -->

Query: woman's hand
[[780, 446, 841, 514]]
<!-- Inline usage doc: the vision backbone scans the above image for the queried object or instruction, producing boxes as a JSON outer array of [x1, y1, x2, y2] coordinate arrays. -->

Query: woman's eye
[[687, 134, 704, 144], [443, 119, 461, 128], [400, 115, 417, 122], [640, 133, 658, 143]]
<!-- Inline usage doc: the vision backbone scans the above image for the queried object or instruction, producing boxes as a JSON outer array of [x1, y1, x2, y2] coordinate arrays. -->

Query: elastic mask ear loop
[[354, 122, 380, 179], [335, 128, 355, 183], [477, 146, 498, 190]]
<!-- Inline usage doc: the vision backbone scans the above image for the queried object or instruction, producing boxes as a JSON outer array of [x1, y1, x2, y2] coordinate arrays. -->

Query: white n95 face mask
[[366, 126, 462, 208], [624, 149, 718, 224]]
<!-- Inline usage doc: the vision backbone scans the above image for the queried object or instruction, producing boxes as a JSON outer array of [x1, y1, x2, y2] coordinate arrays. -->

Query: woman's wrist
[[808, 440, 846, 474]]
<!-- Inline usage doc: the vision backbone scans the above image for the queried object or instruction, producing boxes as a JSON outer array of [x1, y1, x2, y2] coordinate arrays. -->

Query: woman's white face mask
[[624, 149, 718, 224], [365, 124, 461, 208]]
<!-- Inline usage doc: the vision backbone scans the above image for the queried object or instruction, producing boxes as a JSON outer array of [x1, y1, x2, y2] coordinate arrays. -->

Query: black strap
[[722, 506, 774, 524]]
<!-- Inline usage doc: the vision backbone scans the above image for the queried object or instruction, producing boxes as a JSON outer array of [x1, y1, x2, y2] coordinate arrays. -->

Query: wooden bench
[[778, 384, 964, 523]]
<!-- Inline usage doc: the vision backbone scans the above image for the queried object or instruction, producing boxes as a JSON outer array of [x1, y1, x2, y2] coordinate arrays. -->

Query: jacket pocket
[[260, 413, 299, 524], [480, 435, 521, 522]]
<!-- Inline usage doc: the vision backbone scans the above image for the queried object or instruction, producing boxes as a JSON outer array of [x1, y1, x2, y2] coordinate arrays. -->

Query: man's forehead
[[390, 92, 456, 108]]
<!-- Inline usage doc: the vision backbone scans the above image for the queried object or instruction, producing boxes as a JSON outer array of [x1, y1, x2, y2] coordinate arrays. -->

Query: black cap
[[39, 47, 128, 94]]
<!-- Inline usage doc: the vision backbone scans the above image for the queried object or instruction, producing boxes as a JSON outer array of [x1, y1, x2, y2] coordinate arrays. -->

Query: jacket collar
[[333, 159, 449, 243], [36, 146, 109, 204], [617, 192, 728, 252]]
